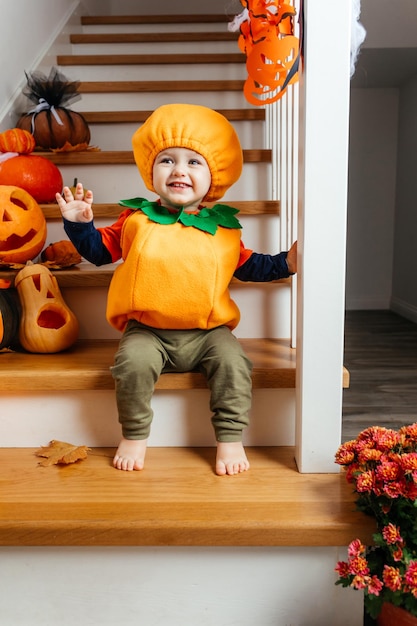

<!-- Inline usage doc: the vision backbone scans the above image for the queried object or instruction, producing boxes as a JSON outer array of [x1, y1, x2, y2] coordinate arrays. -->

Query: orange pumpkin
[[0, 185, 47, 264], [0, 128, 35, 154], [14, 263, 79, 353], [0, 154, 63, 203]]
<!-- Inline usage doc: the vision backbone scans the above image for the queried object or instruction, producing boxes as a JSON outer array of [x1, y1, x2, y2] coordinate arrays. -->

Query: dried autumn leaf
[[35, 439, 90, 466]]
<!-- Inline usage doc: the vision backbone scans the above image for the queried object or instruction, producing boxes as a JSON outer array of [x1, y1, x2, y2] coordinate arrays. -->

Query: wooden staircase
[[0, 8, 367, 626]]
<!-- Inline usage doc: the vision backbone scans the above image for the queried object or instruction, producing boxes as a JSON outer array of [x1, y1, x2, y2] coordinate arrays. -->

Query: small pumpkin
[[0, 128, 35, 154], [16, 68, 90, 150], [41, 240, 82, 267], [0, 154, 63, 203], [0, 283, 20, 350], [14, 263, 79, 353], [0, 185, 47, 264]]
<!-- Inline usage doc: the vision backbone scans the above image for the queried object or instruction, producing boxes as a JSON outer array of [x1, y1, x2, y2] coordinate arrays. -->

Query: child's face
[[152, 147, 211, 212]]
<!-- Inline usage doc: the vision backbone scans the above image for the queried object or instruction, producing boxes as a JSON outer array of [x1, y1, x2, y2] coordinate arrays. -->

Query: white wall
[[0, 0, 79, 130], [346, 88, 398, 310], [391, 74, 417, 320], [345, 0, 417, 315]]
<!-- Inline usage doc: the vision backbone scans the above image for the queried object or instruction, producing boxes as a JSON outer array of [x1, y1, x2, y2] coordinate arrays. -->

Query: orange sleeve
[[236, 240, 253, 269], [97, 209, 132, 262]]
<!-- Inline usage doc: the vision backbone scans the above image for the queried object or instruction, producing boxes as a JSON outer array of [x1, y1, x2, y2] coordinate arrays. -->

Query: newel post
[[295, 0, 352, 472]]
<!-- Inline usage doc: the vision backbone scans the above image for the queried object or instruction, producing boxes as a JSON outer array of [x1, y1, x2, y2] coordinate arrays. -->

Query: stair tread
[[57, 53, 245, 65], [81, 108, 265, 123], [0, 338, 299, 391], [38, 149, 271, 165], [70, 32, 238, 44], [39, 200, 279, 220], [1, 263, 289, 289], [78, 80, 245, 93], [0, 446, 374, 546]]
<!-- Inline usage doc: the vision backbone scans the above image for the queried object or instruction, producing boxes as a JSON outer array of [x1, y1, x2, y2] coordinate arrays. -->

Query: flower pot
[[377, 603, 417, 626]]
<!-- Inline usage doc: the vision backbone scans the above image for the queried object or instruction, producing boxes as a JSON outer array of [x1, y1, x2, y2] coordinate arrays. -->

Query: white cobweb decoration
[[351, 0, 367, 76]]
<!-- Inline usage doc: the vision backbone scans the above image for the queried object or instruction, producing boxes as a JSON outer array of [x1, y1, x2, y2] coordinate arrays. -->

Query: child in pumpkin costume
[[56, 104, 297, 475]]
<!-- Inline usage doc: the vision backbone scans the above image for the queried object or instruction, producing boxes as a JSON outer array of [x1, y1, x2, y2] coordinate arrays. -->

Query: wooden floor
[[342, 310, 417, 442]]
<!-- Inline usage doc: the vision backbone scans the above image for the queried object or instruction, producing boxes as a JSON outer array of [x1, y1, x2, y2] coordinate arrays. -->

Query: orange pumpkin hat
[[132, 104, 243, 202]]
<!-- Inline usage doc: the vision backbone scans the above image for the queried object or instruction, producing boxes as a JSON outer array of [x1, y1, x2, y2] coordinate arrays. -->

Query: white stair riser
[[70, 91, 249, 111], [58, 282, 292, 340], [54, 162, 271, 203], [58, 63, 247, 82], [71, 41, 239, 55], [88, 120, 265, 150], [1, 388, 295, 447]]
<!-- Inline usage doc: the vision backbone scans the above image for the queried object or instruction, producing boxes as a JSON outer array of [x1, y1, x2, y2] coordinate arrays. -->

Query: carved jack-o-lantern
[[14, 263, 79, 353], [0, 185, 47, 264]]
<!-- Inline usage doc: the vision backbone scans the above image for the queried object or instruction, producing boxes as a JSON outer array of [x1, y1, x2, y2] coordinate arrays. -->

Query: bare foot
[[113, 437, 148, 471], [215, 441, 250, 476]]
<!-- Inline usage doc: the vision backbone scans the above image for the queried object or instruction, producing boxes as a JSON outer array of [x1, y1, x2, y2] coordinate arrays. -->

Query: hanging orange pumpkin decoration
[[229, 0, 300, 105], [16, 68, 91, 151], [0, 185, 47, 264], [14, 263, 79, 353], [0, 128, 35, 154]]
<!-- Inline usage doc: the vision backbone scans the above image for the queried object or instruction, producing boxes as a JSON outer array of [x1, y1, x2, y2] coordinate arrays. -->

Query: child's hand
[[287, 240, 297, 274], [56, 182, 94, 223]]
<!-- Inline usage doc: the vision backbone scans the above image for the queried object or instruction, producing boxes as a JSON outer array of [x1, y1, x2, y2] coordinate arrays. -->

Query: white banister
[[295, 0, 352, 472]]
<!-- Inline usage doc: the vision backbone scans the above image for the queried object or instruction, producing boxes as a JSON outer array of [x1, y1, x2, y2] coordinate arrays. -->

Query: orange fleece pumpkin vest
[[106, 211, 242, 332]]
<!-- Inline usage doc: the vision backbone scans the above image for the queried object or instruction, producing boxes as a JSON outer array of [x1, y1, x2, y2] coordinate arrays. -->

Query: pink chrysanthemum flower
[[356, 470, 375, 493], [405, 562, 417, 589], [399, 424, 417, 442], [357, 447, 383, 463], [382, 523, 403, 545], [383, 565, 402, 592], [348, 539, 366, 557], [335, 561, 350, 578], [383, 480, 406, 498], [335, 442, 356, 465], [401, 453, 417, 472], [349, 555, 370, 576], [352, 574, 371, 590], [376, 460, 401, 483], [367, 575, 384, 596]]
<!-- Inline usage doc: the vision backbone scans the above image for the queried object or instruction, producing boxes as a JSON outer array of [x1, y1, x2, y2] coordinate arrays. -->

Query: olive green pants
[[110, 321, 253, 442]]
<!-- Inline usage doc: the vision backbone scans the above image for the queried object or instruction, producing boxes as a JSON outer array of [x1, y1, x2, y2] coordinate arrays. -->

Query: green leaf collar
[[119, 198, 242, 235]]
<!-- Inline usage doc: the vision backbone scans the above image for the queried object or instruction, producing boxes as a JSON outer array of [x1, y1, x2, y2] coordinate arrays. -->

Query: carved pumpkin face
[[0, 185, 47, 264], [14, 263, 79, 353]]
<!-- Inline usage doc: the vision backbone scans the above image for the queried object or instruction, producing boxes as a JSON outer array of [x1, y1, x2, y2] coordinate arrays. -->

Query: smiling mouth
[[169, 182, 190, 189]]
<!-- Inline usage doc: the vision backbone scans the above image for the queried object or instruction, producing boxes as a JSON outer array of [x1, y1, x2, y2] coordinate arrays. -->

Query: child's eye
[[189, 158, 201, 166], [160, 157, 173, 164]]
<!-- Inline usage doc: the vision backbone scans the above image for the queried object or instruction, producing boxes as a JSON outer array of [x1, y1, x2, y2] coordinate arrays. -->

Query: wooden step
[[57, 53, 245, 66], [38, 149, 271, 166], [78, 80, 245, 93], [70, 32, 238, 44], [1, 264, 289, 289], [39, 200, 279, 220], [81, 15, 231, 25], [0, 339, 299, 391], [0, 446, 374, 546], [81, 108, 265, 124]]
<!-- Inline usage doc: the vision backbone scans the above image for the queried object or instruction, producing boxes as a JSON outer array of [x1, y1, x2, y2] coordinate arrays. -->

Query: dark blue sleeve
[[234, 251, 292, 282], [63, 218, 112, 266]]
